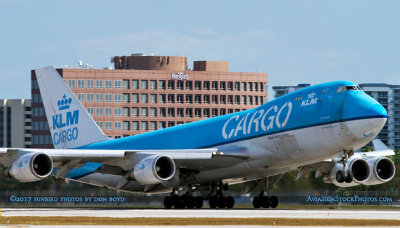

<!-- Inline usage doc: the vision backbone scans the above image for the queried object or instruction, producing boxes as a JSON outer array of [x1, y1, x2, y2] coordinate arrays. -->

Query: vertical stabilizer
[[35, 66, 109, 149]]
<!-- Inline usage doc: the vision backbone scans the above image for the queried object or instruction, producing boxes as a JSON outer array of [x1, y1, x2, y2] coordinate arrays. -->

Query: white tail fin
[[35, 66, 109, 149]]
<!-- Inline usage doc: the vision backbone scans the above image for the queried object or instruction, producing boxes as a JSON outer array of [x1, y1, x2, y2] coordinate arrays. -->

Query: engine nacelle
[[132, 155, 176, 185], [324, 157, 370, 187], [363, 157, 395, 185], [8, 153, 53, 182]]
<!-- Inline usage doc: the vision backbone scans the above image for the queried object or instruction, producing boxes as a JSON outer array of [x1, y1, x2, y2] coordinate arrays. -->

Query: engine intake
[[132, 155, 176, 185], [363, 157, 395, 185], [9, 153, 53, 182]]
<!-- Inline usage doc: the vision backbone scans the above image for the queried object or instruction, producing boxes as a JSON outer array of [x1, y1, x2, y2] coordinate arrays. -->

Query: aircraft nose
[[342, 92, 387, 141]]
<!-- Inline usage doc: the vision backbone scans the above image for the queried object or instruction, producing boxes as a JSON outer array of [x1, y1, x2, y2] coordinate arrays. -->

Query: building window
[[159, 94, 166, 103], [255, 96, 259, 105], [132, 80, 138, 89], [141, 80, 148, 89], [159, 108, 166, 117], [212, 95, 218, 104], [150, 121, 156, 130], [141, 94, 148, 103], [141, 121, 148, 130], [254, 82, 258, 91], [150, 108, 156, 117], [96, 107, 103, 116], [235, 82, 240, 91], [114, 108, 121, 116], [177, 81, 183, 90], [87, 107, 94, 116], [105, 94, 112, 102], [168, 94, 175, 103], [195, 81, 202, 90], [150, 80, 157, 90], [235, 95, 240, 104], [132, 107, 138, 117], [168, 108, 175, 117], [141, 107, 148, 117], [114, 80, 122, 89], [177, 108, 184, 117], [259, 83, 264, 92], [150, 94, 157, 103], [78, 93, 85, 102], [132, 93, 138, 103], [114, 121, 121, 130], [96, 80, 103, 88], [241, 95, 246, 105], [168, 80, 175, 90], [204, 95, 210, 104], [105, 107, 112, 116], [204, 81, 210, 90], [186, 108, 192, 117], [123, 121, 130, 130], [248, 82, 253, 91], [186, 81, 193, 90], [220, 109, 226, 115], [105, 122, 112, 130], [123, 93, 129, 103], [186, 94, 193, 104], [228, 109, 234, 114], [78, 80, 85, 88], [168, 122, 175, 127], [204, 108, 210, 117], [195, 108, 201, 117], [123, 80, 129, 89], [87, 80, 94, 88], [177, 94, 184, 103], [212, 108, 218, 117], [96, 94, 103, 102], [220, 81, 226, 90], [68, 80, 76, 88], [159, 121, 166, 129], [114, 94, 121, 103], [228, 81, 233, 91], [159, 80, 166, 90], [123, 107, 129, 117], [241, 82, 246, 91], [220, 95, 226, 104], [248, 95, 253, 105], [96, 121, 103, 129], [212, 81, 218, 90], [132, 121, 138, 130], [105, 80, 112, 89], [87, 94, 94, 102], [195, 94, 201, 104]]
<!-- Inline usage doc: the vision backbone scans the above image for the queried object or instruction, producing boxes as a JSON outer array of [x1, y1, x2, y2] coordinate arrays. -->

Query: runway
[[2, 208, 400, 220]]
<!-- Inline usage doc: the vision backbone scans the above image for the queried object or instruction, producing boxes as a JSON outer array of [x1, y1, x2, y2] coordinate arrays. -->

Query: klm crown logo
[[58, 94, 72, 111]]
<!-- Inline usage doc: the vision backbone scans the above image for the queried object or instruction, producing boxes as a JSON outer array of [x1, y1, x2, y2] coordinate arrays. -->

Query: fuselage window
[[337, 85, 360, 93]]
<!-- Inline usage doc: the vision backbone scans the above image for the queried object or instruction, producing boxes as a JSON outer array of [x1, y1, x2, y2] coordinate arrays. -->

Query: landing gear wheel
[[344, 171, 353, 183], [182, 195, 194, 209], [261, 196, 270, 208], [226, 196, 235, 208], [194, 196, 203, 209], [217, 196, 226, 208], [164, 196, 173, 209], [253, 196, 261, 208], [270, 196, 278, 208], [209, 195, 218, 208], [336, 170, 345, 183], [172, 195, 182, 209]]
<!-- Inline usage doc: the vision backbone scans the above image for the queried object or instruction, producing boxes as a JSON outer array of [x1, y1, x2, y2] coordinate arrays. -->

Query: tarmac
[[1, 208, 400, 220]]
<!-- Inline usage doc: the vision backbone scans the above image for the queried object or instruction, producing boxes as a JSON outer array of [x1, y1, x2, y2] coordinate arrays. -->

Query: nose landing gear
[[336, 150, 354, 183]]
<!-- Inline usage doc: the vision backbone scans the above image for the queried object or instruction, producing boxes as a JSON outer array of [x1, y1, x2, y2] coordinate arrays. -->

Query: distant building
[[0, 99, 32, 148], [272, 84, 311, 99], [359, 83, 400, 149], [32, 54, 268, 148]]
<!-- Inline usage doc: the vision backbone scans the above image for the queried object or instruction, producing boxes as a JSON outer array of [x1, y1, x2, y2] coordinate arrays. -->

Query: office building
[[32, 55, 268, 148], [0, 99, 32, 148]]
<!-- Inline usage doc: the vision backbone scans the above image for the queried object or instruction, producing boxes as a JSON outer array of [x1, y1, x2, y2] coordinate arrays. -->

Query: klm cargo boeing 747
[[1, 66, 395, 209]]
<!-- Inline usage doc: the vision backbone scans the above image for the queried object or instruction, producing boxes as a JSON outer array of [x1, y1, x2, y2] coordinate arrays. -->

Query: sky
[[1, 0, 399, 99]]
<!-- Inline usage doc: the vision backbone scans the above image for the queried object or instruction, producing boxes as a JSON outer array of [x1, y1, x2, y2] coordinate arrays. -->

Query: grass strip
[[0, 217, 399, 226]]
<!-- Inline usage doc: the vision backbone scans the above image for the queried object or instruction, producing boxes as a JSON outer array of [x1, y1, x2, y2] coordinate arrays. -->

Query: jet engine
[[324, 157, 370, 187], [132, 155, 176, 185], [363, 157, 395, 185], [8, 153, 53, 182]]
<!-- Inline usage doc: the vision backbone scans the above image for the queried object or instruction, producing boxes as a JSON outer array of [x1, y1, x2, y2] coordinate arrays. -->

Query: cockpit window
[[336, 85, 361, 93]]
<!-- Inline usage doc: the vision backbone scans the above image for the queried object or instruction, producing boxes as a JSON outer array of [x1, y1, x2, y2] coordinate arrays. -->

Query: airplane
[[0, 66, 395, 209]]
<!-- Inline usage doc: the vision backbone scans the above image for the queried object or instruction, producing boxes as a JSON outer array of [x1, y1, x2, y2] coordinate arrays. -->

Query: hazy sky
[[1, 0, 399, 99]]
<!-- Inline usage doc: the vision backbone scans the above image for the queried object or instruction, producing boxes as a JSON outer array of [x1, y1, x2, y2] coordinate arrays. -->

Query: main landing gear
[[335, 150, 354, 183], [164, 192, 203, 209], [209, 181, 235, 209], [252, 178, 278, 209]]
